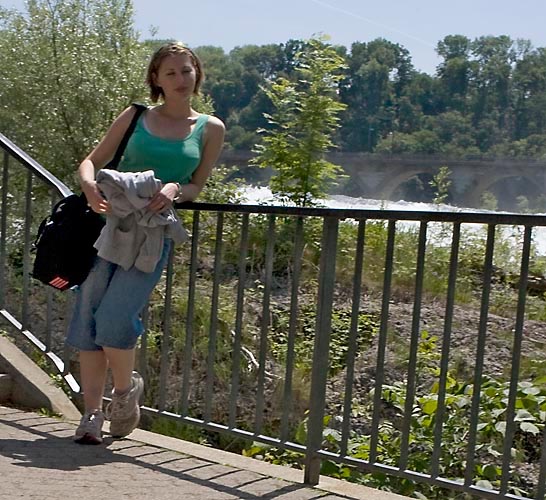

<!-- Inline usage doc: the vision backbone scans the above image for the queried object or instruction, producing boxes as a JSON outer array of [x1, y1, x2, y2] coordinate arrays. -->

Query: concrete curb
[[0, 334, 81, 421], [127, 427, 412, 500]]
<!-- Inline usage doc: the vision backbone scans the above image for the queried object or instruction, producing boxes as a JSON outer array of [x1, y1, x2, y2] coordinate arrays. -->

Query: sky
[[4, 0, 546, 74]]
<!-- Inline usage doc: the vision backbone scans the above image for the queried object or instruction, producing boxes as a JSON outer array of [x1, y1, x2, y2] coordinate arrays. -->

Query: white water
[[239, 186, 546, 255]]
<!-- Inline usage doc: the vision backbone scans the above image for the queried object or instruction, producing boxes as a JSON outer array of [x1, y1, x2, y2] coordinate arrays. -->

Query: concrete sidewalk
[[0, 405, 410, 500]]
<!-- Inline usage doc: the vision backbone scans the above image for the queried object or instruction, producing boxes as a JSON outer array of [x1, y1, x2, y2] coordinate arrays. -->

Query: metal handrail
[[0, 132, 72, 199], [0, 132, 78, 391], [2, 131, 546, 500], [178, 200, 546, 225]]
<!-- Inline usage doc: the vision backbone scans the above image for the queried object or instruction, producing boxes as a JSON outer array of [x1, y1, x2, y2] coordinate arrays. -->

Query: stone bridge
[[219, 150, 546, 209]]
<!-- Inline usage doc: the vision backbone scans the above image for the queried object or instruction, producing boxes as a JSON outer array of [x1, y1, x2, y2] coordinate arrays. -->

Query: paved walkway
[[0, 405, 406, 500]]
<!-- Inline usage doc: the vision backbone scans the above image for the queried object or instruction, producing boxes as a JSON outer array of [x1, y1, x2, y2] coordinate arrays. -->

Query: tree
[[252, 35, 347, 207], [339, 38, 415, 151], [436, 35, 473, 112], [430, 166, 452, 204], [0, 0, 149, 182], [427, 111, 479, 155], [224, 44, 285, 148], [470, 35, 515, 148], [512, 46, 546, 139], [375, 129, 443, 155], [195, 45, 242, 123], [397, 72, 439, 131]]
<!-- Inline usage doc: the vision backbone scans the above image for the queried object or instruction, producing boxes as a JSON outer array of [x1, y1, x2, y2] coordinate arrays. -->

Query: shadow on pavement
[[0, 407, 344, 500]]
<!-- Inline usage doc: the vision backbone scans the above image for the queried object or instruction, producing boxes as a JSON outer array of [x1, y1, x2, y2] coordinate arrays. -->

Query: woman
[[67, 42, 225, 444]]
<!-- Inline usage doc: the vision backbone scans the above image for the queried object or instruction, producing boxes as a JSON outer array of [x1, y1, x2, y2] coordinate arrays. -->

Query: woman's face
[[154, 53, 197, 101]]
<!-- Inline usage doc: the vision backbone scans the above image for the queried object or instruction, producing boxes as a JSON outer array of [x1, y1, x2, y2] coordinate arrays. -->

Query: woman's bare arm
[[78, 106, 138, 213]]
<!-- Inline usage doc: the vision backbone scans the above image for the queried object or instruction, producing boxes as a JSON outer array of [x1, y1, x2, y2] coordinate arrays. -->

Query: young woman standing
[[68, 42, 225, 444]]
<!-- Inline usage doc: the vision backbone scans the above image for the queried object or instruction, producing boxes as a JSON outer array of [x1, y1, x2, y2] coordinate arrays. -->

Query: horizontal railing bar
[[0, 132, 72, 198], [315, 451, 524, 500], [140, 406, 307, 455], [177, 201, 546, 226]]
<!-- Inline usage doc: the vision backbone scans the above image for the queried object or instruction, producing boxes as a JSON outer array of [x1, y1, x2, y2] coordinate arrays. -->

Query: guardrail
[[2, 131, 546, 499]]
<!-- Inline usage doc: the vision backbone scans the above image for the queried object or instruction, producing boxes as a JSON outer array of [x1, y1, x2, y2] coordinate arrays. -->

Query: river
[[239, 186, 546, 255]]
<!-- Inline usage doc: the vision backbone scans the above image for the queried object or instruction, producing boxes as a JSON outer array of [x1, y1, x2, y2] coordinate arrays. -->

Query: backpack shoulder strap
[[108, 103, 148, 170]]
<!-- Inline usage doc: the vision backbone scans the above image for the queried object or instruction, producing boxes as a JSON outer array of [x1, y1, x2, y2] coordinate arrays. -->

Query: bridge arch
[[463, 173, 543, 208], [375, 167, 450, 202]]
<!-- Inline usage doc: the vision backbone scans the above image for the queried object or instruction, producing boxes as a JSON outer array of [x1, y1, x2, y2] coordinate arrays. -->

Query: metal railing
[[2, 131, 546, 499]]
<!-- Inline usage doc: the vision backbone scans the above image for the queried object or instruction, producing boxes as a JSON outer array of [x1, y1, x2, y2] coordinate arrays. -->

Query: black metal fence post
[[304, 216, 338, 485]]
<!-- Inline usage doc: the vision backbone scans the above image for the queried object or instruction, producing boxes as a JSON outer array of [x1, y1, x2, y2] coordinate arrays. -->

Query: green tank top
[[118, 112, 209, 184]]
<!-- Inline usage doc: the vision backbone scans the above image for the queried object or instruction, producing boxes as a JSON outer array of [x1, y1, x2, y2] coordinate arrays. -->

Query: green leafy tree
[[512, 46, 546, 140], [430, 165, 452, 204], [252, 35, 347, 207], [223, 44, 284, 148], [0, 0, 149, 182], [436, 35, 474, 113], [196, 45, 242, 123], [339, 39, 414, 151], [470, 35, 516, 149], [375, 129, 442, 155]]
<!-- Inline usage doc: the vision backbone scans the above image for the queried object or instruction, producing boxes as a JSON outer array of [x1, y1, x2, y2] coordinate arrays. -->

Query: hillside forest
[[2, 0, 546, 186]]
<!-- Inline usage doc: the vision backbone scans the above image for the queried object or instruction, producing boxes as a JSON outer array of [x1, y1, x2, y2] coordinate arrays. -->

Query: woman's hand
[[81, 180, 111, 214], [147, 182, 179, 213]]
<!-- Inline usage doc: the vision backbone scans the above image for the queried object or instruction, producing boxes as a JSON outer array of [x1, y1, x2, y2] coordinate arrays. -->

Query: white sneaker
[[106, 371, 144, 438], [74, 410, 105, 445]]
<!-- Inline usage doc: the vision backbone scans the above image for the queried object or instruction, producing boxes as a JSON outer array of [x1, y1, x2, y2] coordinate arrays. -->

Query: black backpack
[[32, 103, 147, 290], [32, 195, 106, 290]]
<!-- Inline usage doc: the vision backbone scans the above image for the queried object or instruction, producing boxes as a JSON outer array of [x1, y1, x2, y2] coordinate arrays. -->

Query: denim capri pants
[[66, 239, 172, 351]]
